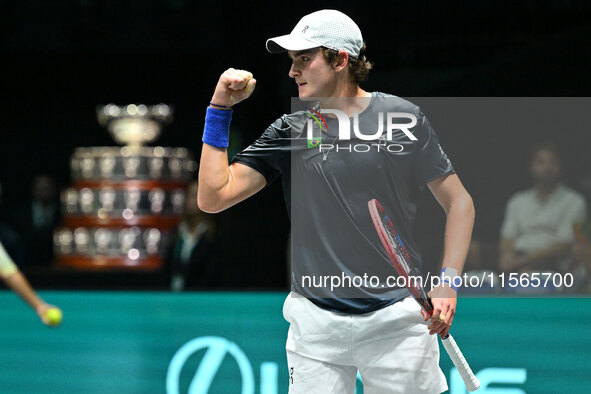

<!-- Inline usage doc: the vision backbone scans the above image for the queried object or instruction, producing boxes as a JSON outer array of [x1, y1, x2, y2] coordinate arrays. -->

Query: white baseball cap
[[266, 10, 363, 59]]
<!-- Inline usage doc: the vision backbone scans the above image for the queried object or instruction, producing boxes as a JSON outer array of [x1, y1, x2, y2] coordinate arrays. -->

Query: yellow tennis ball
[[45, 308, 62, 326]]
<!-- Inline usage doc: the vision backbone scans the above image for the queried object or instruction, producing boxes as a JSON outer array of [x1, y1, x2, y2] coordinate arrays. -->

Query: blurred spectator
[[499, 143, 587, 288], [168, 181, 218, 291], [8, 174, 61, 267]]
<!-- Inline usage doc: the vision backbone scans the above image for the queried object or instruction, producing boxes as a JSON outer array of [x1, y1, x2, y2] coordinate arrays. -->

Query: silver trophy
[[55, 102, 194, 270], [97, 103, 172, 147]]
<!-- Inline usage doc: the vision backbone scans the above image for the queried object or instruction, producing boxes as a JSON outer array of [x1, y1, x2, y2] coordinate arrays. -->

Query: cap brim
[[266, 34, 321, 53]]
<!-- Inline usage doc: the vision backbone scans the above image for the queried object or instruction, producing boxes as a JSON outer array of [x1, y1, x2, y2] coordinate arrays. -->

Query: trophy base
[[56, 255, 163, 271], [63, 216, 181, 229]]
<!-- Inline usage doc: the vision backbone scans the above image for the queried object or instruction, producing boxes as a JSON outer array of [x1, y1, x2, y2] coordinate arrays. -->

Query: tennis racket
[[368, 198, 480, 392]]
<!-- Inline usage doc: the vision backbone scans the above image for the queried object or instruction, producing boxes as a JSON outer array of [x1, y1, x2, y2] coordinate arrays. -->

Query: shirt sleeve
[[230, 115, 289, 186], [413, 113, 455, 188], [556, 194, 588, 243]]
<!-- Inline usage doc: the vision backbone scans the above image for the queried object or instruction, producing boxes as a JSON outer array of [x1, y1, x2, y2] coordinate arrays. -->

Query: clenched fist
[[211, 68, 256, 108]]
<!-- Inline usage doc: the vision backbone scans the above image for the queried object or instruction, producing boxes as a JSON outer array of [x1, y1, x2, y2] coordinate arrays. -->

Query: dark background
[[0, 0, 590, 290]]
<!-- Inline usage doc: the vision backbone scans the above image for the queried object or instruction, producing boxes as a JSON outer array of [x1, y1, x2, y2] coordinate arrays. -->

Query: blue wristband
[[440, 268, 460, 292], [440, 277, 459, 292], [203, 106, 232, 148]]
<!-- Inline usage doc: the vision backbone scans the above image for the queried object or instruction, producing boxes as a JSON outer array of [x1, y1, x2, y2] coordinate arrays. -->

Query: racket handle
[[441, 334, 480, 392]]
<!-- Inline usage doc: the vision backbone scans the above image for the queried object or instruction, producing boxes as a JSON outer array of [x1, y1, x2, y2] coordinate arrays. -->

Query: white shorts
[[283, 292, 448, 394]]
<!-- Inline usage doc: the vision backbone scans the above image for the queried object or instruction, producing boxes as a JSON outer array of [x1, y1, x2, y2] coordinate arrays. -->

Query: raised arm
[[197, 68, 266, 213]]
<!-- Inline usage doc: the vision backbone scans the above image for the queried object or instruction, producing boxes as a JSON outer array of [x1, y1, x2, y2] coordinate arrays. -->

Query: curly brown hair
[[321, 43, 373, 85]]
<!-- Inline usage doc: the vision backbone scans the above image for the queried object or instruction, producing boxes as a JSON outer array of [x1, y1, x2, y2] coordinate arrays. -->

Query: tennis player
[[198, 9, 474, 393], [0, 241, 62, 326]]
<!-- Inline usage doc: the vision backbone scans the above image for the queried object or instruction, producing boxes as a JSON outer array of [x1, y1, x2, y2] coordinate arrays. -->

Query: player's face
[[530, 149, 561, 186], [288, 48, 337, 99]]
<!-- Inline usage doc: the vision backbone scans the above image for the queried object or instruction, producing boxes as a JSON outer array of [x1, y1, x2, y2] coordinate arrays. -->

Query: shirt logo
[[308, 138, 321, 148], [306, 109, 327, 148]]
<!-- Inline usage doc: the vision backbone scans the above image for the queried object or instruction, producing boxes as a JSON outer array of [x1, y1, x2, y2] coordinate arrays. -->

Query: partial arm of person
[[198, 68, 267, 213], [425, 173, 475, 337], [500, 239, 571, 272], [3, 271, 56, 323], [0, 242, 61, 326]]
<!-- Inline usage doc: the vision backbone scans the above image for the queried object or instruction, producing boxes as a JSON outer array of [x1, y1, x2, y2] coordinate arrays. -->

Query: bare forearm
[[441, 194, 475, 273], [3, 271, 45, 312]]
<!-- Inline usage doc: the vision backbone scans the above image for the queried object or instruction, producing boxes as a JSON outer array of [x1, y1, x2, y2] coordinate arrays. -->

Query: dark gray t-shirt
[[232, 92, 454, 314]]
